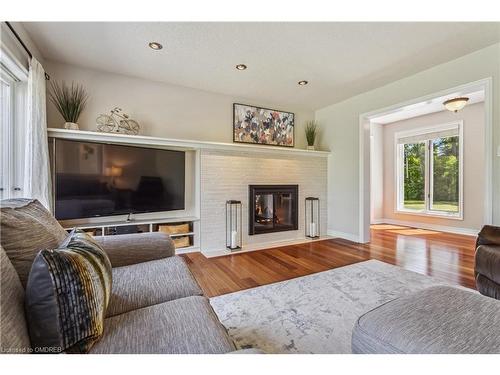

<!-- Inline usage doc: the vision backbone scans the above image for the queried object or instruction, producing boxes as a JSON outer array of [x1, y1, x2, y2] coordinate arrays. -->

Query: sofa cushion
[[90, 296, 236, 354], [25, 230, 112, 353], [0, 199, 68, 287], [0, 246, 31, 354], [476, 225, 500, 246], [107, 256, 203, 317], [352, 286, 500, 354]]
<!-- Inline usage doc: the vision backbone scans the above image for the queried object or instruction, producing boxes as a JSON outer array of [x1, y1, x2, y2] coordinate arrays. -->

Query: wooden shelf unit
[[64, 216, 200, 254]]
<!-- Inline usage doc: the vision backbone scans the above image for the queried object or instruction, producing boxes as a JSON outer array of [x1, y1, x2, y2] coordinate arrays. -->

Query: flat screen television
[[54, 139, 185, 220]]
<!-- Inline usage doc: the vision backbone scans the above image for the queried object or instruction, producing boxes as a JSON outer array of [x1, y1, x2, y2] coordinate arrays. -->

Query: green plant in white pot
[[305, 121, 318, 150], [49, 81, 89, 130]]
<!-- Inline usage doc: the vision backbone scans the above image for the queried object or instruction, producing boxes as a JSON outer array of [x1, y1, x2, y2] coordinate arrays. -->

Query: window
[[0, 49, 27, 200], [395, 122, 463, 219]]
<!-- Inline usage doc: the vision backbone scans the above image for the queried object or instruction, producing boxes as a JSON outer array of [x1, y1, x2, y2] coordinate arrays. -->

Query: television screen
[[54, 139, 185, 220]]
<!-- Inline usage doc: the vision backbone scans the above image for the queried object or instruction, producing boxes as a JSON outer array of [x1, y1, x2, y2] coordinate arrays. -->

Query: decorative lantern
[[226, 200, 242, 251], [305, 197, 320, 239]]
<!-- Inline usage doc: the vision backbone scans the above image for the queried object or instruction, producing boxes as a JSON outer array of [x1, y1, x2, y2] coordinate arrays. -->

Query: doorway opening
[[359, 78, 492, 243]]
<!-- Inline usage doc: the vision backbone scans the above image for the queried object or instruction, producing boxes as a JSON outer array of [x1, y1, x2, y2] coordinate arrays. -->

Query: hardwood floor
[[182, 224, 478, 297]]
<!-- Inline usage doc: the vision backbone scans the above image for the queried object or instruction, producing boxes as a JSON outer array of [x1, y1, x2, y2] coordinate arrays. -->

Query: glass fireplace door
[[275, 192, 294, 229], [254, 193, 274, 231]]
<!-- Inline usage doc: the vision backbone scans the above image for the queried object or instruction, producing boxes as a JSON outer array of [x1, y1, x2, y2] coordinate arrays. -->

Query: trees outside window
[[431, 136, 460, 213]]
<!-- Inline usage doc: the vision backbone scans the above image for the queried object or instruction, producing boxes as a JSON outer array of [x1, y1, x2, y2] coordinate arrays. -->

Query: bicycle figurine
[[96, 107, 140, 135]]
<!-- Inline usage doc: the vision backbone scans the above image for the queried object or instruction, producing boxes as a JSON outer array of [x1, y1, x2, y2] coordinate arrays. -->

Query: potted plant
[[305, 120, 318, 150], [49, 81, 89, 130]]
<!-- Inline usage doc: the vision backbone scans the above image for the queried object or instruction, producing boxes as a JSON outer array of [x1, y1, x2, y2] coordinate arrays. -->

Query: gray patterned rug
[[210, 259, 458, 354]]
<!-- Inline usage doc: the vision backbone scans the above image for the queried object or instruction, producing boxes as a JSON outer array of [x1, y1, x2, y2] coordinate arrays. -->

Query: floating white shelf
[[47, 128, 331, 157]]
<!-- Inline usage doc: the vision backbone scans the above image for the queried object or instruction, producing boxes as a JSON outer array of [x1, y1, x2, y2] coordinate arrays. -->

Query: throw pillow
[[0, 199, 68, 287], [25, 229, 112, 353]]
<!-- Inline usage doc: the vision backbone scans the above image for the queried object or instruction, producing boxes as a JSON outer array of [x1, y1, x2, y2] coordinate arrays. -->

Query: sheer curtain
[[23, 57, 52, 210]]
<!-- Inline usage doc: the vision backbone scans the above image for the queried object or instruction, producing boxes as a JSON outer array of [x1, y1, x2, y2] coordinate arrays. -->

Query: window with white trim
[[0, 49, 27, 200], [395, 122, 463, 219]]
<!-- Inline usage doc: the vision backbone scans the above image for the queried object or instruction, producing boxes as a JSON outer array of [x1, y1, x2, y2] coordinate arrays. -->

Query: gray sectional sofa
[[0, 199, 240, 354]]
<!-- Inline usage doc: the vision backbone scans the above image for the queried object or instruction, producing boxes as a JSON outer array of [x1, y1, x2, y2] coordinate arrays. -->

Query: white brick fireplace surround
[[200, 149, 328, 255]]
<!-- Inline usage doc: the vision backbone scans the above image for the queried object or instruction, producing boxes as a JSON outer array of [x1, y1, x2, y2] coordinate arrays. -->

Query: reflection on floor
[[183, 224, 477, 297], [371, 224, 441, 236]]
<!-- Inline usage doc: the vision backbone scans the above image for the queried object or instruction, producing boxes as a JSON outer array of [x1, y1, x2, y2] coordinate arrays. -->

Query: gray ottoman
[[352, 286, 500, 354]]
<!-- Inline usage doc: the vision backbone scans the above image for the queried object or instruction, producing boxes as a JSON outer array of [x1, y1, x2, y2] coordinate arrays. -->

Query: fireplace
[[249, 185, 298, 235]]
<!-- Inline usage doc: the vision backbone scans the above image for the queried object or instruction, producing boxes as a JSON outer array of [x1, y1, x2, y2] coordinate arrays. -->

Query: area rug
[[210, 260, 460, 354]]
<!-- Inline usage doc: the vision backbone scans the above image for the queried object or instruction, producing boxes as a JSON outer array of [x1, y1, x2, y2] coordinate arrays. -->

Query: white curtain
[[23, 57, 52, 210]]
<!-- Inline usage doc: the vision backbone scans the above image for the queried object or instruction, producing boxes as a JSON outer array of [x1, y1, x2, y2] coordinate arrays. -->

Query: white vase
[[64, 122, 79, 130], [307, 145, 315, 151]]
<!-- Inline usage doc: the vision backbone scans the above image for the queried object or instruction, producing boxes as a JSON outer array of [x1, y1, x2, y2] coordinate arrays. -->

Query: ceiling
[[22, 22, 500, 111], [372, 90, 485, 124]]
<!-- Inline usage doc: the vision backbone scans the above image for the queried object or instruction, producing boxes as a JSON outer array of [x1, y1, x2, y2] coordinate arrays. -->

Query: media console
[[61, 216, 200, 253]]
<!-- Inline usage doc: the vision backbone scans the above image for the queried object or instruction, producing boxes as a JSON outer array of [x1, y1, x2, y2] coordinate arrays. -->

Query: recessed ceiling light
[[235, 64, 247, 70], [298, 80, 308, 86], [148, 42, 163, 50]]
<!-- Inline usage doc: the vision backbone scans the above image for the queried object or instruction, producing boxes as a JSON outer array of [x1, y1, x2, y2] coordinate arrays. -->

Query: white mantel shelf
[[47, 128, 331, 157]]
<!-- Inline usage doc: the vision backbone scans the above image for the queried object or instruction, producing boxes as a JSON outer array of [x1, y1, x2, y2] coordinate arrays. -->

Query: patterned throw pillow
[[25, 229, 112, 353], [0, 199, 68, 288]]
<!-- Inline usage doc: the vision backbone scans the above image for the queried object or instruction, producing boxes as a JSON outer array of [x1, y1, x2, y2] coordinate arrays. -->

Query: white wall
[[315, 43, 500, 240], [370, 122, 384, 223], [381, 102, 485, 231], [44, 60, 314, 148]]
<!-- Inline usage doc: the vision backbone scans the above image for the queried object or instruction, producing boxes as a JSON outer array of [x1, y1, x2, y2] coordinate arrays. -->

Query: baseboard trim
[[202, 236, 332, 258], [376, 218, 479, 237], [327, 229, 360, 243]]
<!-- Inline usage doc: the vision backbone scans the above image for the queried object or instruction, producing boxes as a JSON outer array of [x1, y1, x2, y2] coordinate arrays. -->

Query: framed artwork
[[233, 103, 295, 147]]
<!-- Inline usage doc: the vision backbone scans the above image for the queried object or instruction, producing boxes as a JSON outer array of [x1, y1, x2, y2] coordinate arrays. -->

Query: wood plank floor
[[182, 224, 478, 297]]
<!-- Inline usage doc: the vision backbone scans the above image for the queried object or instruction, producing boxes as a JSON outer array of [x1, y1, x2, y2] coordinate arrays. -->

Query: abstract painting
[[233, 103, 295, 147]]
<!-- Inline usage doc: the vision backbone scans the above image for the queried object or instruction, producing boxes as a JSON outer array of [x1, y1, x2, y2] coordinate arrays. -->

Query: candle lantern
[[305, 197, 320, 239], [226, 200, 242, 251]]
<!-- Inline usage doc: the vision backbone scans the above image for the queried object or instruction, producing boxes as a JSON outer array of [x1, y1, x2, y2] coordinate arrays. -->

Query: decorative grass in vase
[[305, 121, 318, 150], [49, 81, 89, 130]]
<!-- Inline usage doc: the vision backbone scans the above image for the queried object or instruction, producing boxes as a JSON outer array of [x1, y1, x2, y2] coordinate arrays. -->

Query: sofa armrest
[[94, 232, 175, 268], [475, 244, 500, 285], [476, 225, 500, 247]]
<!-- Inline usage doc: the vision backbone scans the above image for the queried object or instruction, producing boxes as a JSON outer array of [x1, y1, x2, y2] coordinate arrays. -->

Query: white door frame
[[358, 77, 493, 243]]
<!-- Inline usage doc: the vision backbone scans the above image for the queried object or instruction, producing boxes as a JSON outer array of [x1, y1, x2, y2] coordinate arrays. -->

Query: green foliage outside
[[432, 136, 459, 211], [403, 136, 459, 213], [403, 143, 425, 202]]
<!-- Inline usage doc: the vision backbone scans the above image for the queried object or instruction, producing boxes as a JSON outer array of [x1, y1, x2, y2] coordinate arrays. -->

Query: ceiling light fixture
[[148, 42, 163, 50], [443, 97, 469, 112], [298, 80, 308, 86], [235, 64, 247, 70]]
